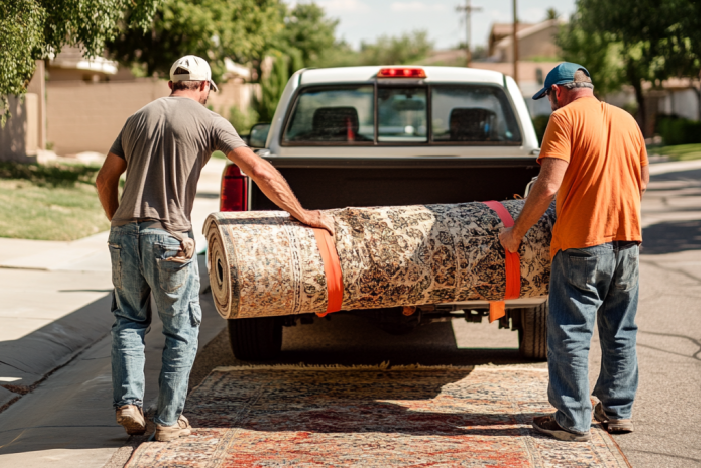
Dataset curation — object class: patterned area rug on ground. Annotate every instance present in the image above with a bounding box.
[126,365,630,468]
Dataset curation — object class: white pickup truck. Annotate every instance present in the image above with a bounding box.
[219,66,547,361]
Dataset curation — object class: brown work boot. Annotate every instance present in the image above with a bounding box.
[116,405,146,435]
[155,415,192,442]
[594,402,634,434]
[532,415,592,442]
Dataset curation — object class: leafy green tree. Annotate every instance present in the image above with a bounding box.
[107,0,283,81]
[557,23,625,97]
[277,3,339,69]
[560,0,701,133]
[545,8,560,20]
[252,54,289,122]
[358,30,433,66]
[0,0,159,124]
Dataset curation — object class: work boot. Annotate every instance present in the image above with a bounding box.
[116,405,146,436]
[594,402,634,434]
[532,415,592,442]
[155,415,192,442]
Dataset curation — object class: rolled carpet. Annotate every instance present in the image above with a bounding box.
[204,200,556,320]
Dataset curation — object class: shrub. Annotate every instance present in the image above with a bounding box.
[532,114,550,145]
[657,115,701,145]
[229,106,259,135]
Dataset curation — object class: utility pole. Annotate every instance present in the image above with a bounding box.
[512,0,519,85]
[456,0,482,67]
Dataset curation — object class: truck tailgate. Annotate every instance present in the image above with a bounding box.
[251,157,540,210]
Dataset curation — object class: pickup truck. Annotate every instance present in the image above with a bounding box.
[218,66,547,361]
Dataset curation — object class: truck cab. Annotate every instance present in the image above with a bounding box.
[219,66,547,361]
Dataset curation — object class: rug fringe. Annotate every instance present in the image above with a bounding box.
[213,363,548,372]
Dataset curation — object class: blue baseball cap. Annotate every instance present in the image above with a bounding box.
[532,62,591,100]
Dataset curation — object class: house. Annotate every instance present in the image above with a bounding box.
[489,20,563,63]
[0,47,261,161]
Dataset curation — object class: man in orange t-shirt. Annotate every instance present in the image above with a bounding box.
[499,62,649,442]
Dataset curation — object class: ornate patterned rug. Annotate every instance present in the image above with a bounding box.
[205,200,556,319]
[126,365,630,468]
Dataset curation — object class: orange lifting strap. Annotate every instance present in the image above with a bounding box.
[482,201,521,323]
[312,228,344,317]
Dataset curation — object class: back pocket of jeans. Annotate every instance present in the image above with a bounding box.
[157,258,192,293]
[616,246,639,291]
[108,244,122,289]
[567,250,597,288]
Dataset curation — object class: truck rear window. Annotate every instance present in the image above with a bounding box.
[282,84,521,145]
[431,85,521,143]
[283,86,374,143]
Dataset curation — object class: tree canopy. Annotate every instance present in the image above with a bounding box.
[559,0,701,132]
[0,0,160,124]
[107,0,282,81]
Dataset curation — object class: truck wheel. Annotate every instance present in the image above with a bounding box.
[228,317,282,361]
[518,302,548,361]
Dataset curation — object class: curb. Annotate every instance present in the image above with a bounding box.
[0,254,212,413]
[648,159,701,176]
[0,294,114,400]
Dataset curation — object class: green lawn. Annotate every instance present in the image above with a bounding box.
[0,162,111,240]
[647,143,701,161]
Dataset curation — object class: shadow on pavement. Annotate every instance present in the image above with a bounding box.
[0,294,113,393]
[642,219,701,254]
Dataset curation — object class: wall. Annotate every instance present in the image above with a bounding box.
[0,94,39,163]
[658,89,700,121]
[495,22,561,63]
[46,79,259,155]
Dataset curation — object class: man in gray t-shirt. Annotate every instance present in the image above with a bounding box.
[96,55,333,442]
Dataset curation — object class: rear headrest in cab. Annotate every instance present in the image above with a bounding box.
[449,108,497,141]
[312,107,360,140]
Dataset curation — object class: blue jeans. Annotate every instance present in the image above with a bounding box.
[547,242,639,434]
[108,222,201,427]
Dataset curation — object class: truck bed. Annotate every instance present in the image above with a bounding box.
[251,157,540,210]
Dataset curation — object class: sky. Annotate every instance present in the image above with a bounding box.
[290,0,577,50]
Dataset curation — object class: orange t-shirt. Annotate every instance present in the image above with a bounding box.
[537,97,648,259]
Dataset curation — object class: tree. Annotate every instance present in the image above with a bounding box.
[545,8,559,20]
[0,0,159,124]
[358,30,433,66]
[107,0,283,81]
[557,22,625,97]
[277,3,339,69]
[559,0,701,134]
[252,54,289,122]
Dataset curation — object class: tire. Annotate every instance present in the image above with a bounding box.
[228,316,283,361]
[518,301,548,360]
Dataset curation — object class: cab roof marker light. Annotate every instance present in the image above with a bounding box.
[378,68,426,79]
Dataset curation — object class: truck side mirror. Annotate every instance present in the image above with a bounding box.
[249,123,271,148]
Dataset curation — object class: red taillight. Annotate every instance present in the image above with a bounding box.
[378,67,426,78]
[220,164,248,211]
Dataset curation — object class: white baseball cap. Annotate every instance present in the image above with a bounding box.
[169,55,219,92]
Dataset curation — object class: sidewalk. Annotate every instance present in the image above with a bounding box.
[0,158,226,410]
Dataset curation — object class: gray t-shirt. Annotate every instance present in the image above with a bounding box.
[110,96,246,231]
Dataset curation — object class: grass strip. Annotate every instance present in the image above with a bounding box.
[0,162,111,241]
[647,143,701,161]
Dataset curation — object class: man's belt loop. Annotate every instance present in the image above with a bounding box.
[482,201,521,323]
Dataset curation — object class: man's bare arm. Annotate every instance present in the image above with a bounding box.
[226,147,335,235]
[96,152,127,221]
[499,158,569,253]
[641,165,649,198]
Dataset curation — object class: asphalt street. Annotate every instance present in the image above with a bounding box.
[181,167,701,468]
[0,166,699,467]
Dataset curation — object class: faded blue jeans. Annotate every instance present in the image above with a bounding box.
[547,242,639,434]
[108,222,201,427]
